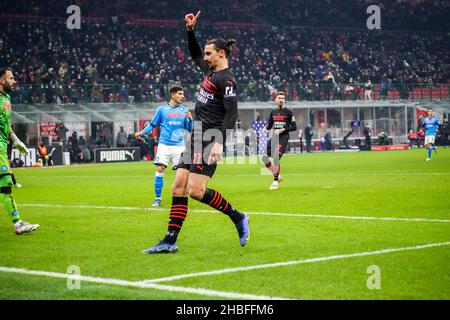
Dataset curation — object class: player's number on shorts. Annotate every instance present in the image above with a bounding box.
[193,152,202,164]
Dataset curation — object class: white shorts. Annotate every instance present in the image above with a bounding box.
[425,136,435,145]
[154,144,185,169]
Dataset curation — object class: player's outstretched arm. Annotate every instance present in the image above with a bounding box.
[185,11,209,73]
[139,122,156,137]
[139,107,162,137]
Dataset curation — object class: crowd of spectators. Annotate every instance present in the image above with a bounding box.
[2,0,449,31]
[0,0,449,104]
[251,0,450,32]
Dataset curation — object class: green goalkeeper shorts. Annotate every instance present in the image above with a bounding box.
[0,145,13,188]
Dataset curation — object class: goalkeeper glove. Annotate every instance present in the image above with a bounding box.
[11,132,29,156]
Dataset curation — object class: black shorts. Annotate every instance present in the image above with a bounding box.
[267,135,289,159]
[177,138,218,177]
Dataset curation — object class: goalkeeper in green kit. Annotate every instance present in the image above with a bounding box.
[0,67,39,234]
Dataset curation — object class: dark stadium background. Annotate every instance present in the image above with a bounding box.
[0,0,449,162]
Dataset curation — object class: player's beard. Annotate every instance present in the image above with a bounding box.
[1,80,13,94]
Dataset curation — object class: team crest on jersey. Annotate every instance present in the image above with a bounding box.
[1,165,8,172]
[2,102,11,111]
[202,76,219,94]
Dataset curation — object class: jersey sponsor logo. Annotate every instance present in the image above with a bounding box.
[273,115,288,121]
[224,86,236,98]
[274,121,286,129]
[167,112,184,118]
[167,120,183,126]
[198,88,215,104]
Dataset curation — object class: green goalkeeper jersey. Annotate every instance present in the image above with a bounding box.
[0,91,12,146]
[0,92,19,221]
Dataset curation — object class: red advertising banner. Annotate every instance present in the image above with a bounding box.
[371,144,409,151]
[40,122,59,139]
[138,119,149,131]
[416,108,428,128]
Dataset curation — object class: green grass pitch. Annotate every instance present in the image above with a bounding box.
[0,148,449,300]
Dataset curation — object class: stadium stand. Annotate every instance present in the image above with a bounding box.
[0,0,449,104]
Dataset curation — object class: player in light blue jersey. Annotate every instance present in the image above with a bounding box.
[422,108,440,161]
[135,86,192,206]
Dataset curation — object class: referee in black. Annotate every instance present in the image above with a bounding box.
[143,11,250,254]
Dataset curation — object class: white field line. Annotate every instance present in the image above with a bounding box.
[2,241,449,299]
[142,241,450,284]
[219,172,450,177]
[21,172,450,178]
[0,266,288,300]
[19,203,450,223]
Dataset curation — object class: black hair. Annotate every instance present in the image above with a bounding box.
[170,85,184,94]
[206,38,236,58]
[0,67,12,78]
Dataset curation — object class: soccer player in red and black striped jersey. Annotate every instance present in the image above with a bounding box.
[262,91,297,190]
[143,11,250,254]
